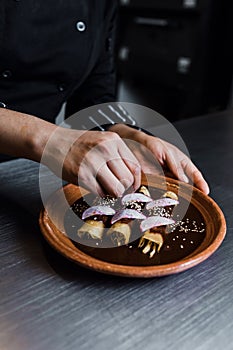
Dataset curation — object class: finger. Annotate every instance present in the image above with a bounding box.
[117,139,141,191]
[80,145,132,196]
[96,163,127,197]
[157,140,209,193]
[163,148,189,183]
[181,159,210,195]
[77,167,106,197]
[140,161,162,175]
[193,171,210,194]
[166,151,210,194]
[107,158,135,191]
[130,149,162,175]
[146,138,182,179]
[132,145,163,175]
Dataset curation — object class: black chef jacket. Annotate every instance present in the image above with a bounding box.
[0,0,117,122]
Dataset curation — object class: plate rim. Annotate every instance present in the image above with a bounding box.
[39,175,226,278]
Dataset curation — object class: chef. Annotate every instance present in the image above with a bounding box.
[0,0,209,196]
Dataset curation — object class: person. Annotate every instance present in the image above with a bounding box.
[0,0,209,197]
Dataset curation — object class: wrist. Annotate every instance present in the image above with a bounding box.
[26,116,57,162]
[0,108,60,162]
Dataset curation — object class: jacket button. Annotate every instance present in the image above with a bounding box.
[106,37,113,52]
[76,21,86,32]
[0,102,7,108]
[2,70,12,78]
[58,84,65,92]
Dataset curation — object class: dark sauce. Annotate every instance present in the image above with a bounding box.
[64,188,206,266]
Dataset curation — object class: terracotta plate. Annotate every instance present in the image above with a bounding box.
[39,175,226,278]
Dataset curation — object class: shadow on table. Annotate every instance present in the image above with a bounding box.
[0,193,56,274]
[41,236,171,285]
[42,237,127,282]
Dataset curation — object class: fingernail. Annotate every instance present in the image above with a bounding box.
[182,174,189,183]
[135,166,141,174]
[205,184,210,195]
[115,183,125,197]
[121,179,131,190]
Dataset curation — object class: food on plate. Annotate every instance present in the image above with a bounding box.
[64,183,206,266]
[106,208,146,246]
[138,216,175,258]
[163,191,178,200]
[138,190,178,258]
[77,205,115,240]
[146,197,179,210]
[105,185,151,246]
[121,192,152,206]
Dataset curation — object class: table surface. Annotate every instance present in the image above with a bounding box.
[1,110,233,350]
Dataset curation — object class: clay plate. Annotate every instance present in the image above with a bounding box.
[39,175,226,278]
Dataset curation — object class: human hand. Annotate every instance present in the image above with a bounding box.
[109,124,210,195]
[42,127,141,197]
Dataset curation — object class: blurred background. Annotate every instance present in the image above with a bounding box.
[115,0,233,121]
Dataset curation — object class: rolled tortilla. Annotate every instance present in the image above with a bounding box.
[106,219,132,246]
[138,191,178,257]
[106,185,151,246]
[77,205,115,241]
[138,222,167,258]
[162,190,179,217]
[77,219,105,240]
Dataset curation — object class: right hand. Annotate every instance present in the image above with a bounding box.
[42,127,141,197]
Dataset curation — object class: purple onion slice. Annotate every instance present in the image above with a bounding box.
[121,193,153,205]
[146,198,179,210]
[82,206,115,220]
[111,209,146,224]
[140,216,175,232]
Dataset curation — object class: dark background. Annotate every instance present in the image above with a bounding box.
[115,0,233,121]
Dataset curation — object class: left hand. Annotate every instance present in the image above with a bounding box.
[109,124,210,195]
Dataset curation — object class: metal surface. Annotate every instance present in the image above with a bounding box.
[0,110,233,350]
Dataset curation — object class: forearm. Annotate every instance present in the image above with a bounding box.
[0,108,56,162]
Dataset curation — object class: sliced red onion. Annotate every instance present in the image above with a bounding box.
[121,193,153,205]
[111,209,146,224]
[82,206,115,220]
[146,198,179,210]
[140,216,175,232]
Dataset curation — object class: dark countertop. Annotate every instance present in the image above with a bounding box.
[1,109,233,350]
